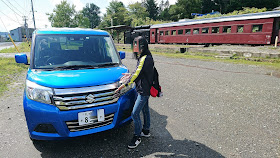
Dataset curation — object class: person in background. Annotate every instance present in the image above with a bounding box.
[115,36,154,149]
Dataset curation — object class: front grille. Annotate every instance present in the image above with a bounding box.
[66,113,114,132]
[53,83,119,110]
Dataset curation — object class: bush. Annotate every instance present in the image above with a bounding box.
[195,7,267,20]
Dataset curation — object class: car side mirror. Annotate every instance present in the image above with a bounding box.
[15,54,28,65]
[119,51,125,60]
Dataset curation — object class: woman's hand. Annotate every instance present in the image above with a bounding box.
[115,84,125,93]
[120,73,131,83]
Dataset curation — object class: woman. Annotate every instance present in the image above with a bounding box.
[115,36,154,149]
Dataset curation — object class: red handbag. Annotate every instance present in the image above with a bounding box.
[150,86,161,97]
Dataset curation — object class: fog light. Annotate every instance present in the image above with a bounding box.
[34,124,57,133]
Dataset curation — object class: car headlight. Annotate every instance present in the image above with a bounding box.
[25,80,53,104]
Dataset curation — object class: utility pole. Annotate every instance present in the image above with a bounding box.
[23,16,29,41]
[31,0,36,29]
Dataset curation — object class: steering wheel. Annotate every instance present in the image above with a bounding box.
[46,56,65,65]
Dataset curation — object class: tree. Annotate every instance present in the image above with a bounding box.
[82,3,101,29]
[158,0,170,20]
[74,12,90,28]
[224,0,279,13]
[201,0,221,14]
[128,2,148,20]
[46,1,77,27]
[99,1,131,28]
[128,2,149,27]
[159,8,171,21]
[144,0,159,20]
[168,0,202,21]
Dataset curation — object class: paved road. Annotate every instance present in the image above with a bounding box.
[0,53,279,157]
[0,42,21,51]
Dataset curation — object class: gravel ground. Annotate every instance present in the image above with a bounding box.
[0,52,279,157]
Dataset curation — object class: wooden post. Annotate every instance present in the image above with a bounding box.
[8,34,20,53]
[117,31,119,44]
[275,36,278,48]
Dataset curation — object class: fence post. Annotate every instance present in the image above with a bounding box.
[275,36,278,48]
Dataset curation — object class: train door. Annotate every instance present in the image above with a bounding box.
[155,29,158,43]
[158,30,162,42]
[272,18,280,44]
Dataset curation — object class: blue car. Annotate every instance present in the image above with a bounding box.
[15,28,137,140]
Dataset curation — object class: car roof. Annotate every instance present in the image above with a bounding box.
[34,28,109,36]
[151,10,280,29]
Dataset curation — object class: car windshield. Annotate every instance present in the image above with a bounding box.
[33,34,120,69]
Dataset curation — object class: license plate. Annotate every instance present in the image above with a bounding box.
[78,109,105,126]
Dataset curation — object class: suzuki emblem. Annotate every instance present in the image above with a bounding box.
[86,94,95,103]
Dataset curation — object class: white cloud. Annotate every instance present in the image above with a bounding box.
[0,12,23,32]
[169,0,177,5]
[48,0,62,7]
[0,0,177,32]
[48,0,83,11]
[33,12,51,29]
[100,8,107,15]
[69,0,84,11]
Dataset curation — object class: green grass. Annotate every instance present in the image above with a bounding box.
[0,42,31,53]
[0,58,28,94]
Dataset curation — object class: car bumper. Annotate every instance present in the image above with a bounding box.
[23,89,137,140]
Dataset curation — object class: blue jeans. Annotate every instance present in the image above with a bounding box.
[131,94,150,136]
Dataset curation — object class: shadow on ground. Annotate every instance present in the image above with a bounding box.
[33,109,224,158]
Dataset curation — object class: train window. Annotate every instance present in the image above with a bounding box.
[165,31,169,35]
[223,26,231,33]
[178,30,183,35]
[152,32,155,36]
[160,31,164,36]
[212,27,219,33]
[252,24,263,32]
[193,28,199,34]
[202,28,209,34]
[237,25,244,33]
[171,30,176,35]
[185,29,191,34]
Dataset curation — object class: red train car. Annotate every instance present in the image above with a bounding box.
[150,11,280,45]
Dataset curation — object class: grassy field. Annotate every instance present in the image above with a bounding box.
[0,42,31,53]
[0,58,28,94]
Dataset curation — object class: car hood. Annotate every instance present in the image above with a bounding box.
[26,66,128,88]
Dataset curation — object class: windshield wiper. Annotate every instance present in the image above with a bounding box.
[53,65,98,70]
[94,63,119,67]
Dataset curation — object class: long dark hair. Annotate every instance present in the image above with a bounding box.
[138,36,151,58]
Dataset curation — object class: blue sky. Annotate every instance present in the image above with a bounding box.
[0,0,176,32]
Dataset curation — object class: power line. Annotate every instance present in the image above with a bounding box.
[14,12,20,24]
[25,0,31,18]
[0,16,9,32]
[0,10,22,24]
[5,0,25,16]
[12,0,28,14]
[0,0,23,18]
